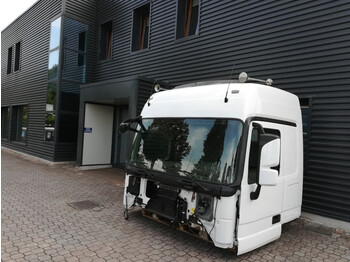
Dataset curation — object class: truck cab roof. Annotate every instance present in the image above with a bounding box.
[142,82,301,126]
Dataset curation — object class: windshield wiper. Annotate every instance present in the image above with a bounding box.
[179,169,210,193]
[127,164,209,193]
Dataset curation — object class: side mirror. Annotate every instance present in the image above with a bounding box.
[119,122,131,134]
[250,123,280,200]
[118,116,146,135]
[259,136,280,186]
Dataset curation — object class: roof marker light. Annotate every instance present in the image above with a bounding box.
[154,84,168,92]
[238,72,273,86]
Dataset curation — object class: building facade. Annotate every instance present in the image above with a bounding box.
[1,0,349,222]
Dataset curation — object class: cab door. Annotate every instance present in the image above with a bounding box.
[237,121,283,255]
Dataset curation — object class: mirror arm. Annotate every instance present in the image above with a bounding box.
[119,116,147,134]
[139,123,147,133]
[123,116,141,123]
[253,122,265,134]
[128,116,147,132]
[128,128,139,133]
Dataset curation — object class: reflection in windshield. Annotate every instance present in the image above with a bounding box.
[129,118,243,184]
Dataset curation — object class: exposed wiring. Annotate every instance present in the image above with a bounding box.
[187,222,196,234]
[187,216,204,235]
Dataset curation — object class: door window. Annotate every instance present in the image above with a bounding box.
[248,126,280,184]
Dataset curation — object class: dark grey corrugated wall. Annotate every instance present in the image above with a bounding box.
[2,0,349,222]
[92,0,350,222]
[1,0,62,161]
[93,0,350,86]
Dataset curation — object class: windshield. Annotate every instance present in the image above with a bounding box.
[129,118,243,184]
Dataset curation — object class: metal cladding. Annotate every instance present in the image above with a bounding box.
[2,0,350,222]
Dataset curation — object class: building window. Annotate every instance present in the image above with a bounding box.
[132,3,150,52]
[46,82,57,111]
[48,50,59,80]
[48,17,61,80]
[176,0,200,39]
[7,47,13,74]
[45,17,61,141]
[50,17,61,50]
[45,82,56,141]
[11,105,28,142]
[14,42,21,71]
[78,31,87,66]
[45,113,55,141]
[99,21,113,60]
[62,17,88,83]
[1,107,10,140]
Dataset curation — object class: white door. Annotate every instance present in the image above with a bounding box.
[82,103,114,165]
[237,122,283,255]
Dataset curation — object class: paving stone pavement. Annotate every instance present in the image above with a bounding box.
[1,149,349,262]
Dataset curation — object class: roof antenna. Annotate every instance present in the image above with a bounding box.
[224,64,235,103]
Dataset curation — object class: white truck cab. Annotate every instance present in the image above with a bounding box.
[120,74,303,255]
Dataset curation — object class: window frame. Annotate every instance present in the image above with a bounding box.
[99,20,113,61]
[77,31,87,66]
[47,16,62,80]
[10,104,28,145]
[138,12,149,50]
[175,0,201,41]
[7,46,13,74]
[131,2,151,53]
[1,106,10,141]
[14,41,22,72]
[49,16,62,51]
[45,15,62,144]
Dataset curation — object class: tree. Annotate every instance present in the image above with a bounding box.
[192,119,228,182]
[142,119,191,171]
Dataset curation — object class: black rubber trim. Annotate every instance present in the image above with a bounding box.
[125,165,239,197]
[249,117,297,127]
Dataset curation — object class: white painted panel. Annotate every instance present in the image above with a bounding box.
[282,125,303,213]
[237,122,283,254]
[82,103,114,165]
[238,224,281,255]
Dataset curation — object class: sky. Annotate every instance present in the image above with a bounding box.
[0,0,38,31]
